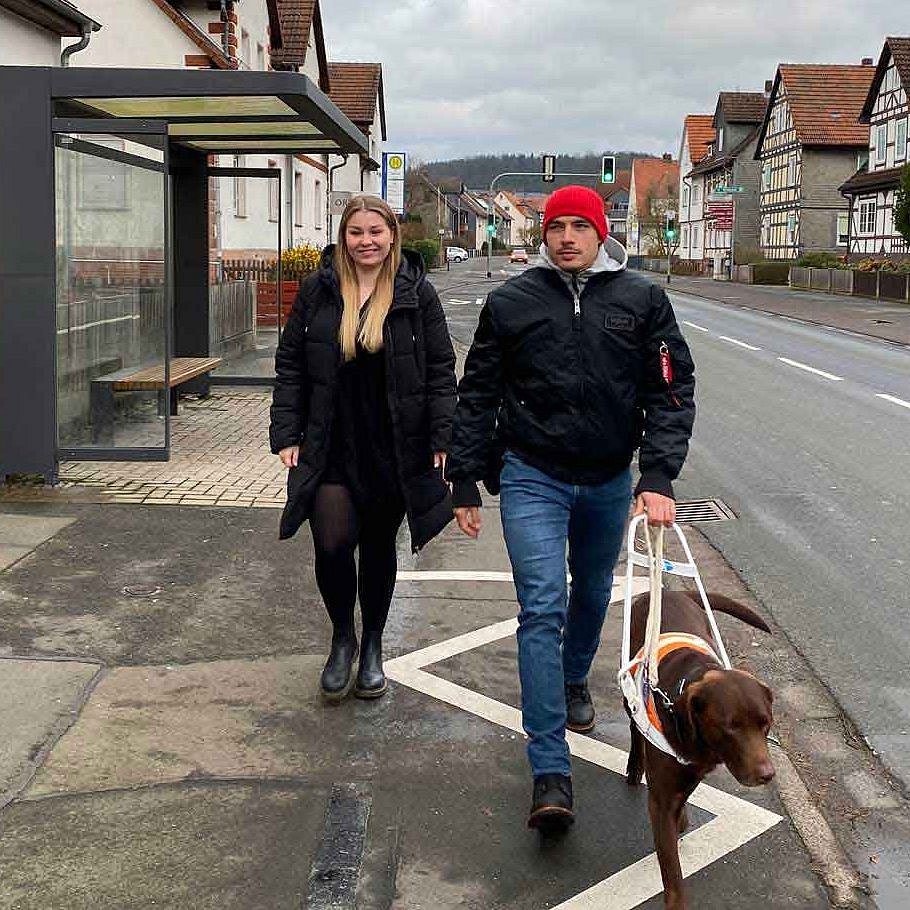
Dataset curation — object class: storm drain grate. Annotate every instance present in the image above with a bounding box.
[675,498,737,523]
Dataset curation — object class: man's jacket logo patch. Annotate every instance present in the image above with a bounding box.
[606,314,635,331]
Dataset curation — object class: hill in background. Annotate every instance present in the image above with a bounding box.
[422,152,653,192]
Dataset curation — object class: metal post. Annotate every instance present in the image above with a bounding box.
[729,188,737,281]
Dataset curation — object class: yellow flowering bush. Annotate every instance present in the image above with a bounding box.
[269,243,322,280]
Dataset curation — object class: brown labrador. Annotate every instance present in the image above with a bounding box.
[624,590,775,910]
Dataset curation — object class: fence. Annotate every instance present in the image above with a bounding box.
[210,280,256,357]
[789,267,908,301]
[220,258,275,282]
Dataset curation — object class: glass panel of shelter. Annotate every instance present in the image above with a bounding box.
[54,130,171,457]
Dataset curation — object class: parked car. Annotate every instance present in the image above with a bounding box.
[446,246,469,263]
[509,247,529,264]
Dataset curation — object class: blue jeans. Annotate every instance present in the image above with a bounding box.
[499,451,631,777]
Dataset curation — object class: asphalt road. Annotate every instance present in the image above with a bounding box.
[431,259,910,791]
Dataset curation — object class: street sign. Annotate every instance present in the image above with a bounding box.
[715,184,746,194]
[542,154,556,183]
[666,209,678,220]
[329,191,352,218]
[382,151,407,214]
[708,192,733,203]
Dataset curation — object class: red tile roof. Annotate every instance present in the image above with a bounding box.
[327,62,385,139]
[860,38,910,122]
[632,159,679,215]
[778,64,875,146]
[271,1,328,89]
[684,115,716,164]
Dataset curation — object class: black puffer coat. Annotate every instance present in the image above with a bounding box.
[446,263,695,506]
[269,247,456,548]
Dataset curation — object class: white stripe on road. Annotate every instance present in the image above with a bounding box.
[475,297,485,305]
[398,570,513,583]
[777,357,844,382]
[683,321,710,332]
[876,393,910,410]
[719,335,761,351]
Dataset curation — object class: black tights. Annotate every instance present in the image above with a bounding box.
[309,484,405,635]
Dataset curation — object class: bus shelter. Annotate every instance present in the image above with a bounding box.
[0,65,368,480]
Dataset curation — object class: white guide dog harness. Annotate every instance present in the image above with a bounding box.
[618,514,732,764]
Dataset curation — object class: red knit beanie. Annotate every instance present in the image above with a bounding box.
[542,185,609,242]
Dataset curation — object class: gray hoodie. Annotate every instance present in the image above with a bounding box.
[537,235,628,297]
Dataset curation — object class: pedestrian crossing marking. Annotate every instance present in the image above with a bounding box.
[386,578,782,909]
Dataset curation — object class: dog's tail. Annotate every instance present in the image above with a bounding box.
[685,591,772,634]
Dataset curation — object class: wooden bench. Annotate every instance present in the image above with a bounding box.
[90,356,223,444]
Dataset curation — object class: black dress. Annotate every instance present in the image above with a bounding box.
[322,340,403,510]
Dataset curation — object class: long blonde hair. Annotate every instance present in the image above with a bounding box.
[335,195,402,361]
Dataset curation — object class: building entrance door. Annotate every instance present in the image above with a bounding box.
[54,122,171,459]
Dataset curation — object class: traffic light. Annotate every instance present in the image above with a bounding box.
[542,154,556,183]
[665,212,678,243]
[601,155,616,184]
[486,220,496,236]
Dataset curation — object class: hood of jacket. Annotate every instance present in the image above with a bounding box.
[318,244,427,300]
[537,235,628,291]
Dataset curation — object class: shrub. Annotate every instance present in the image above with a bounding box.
[403,239,440,270]
[268,243,322,280]
[854,256,910,273]
[751,262,790,285]
[794,251,847,269]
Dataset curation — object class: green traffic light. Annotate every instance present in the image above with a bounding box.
[487,223,496,235]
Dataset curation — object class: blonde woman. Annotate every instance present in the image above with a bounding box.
[270,196,456,700]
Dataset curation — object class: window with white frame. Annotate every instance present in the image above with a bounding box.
[761,216,769,247]
[681,224,689,249]
[314,179,323,228]
[268,160,279,222]
[233,155,247,217]
[294,171,304,226]
[692,224,700,247]
[762,162,771,190]
[858,200,876,234]
[682,185,689,209]
[787,154,797,186]
[786,213,797,244]
[693,183,701,204]
[836,212,849,246]
[896,118,908,161]
[876,124,887,164]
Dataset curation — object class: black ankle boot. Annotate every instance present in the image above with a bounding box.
[354,630,387,699]
[320,629,358,700]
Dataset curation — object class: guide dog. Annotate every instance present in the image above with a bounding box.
[624,590,775,910]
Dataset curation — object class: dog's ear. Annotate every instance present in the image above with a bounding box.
[760,681,774,706]
[680,683,707,750]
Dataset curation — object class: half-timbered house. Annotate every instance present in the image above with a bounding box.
[686,91,767,270]
[755,62,875,260]
[840,37,910,258]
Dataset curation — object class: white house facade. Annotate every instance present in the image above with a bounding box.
[0,0,100,66]
[677,114,714,262]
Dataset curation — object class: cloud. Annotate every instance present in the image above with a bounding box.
[320,0,898,160]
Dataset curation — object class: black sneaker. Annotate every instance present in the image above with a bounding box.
[528,774,574,830]
[565,681,595,733]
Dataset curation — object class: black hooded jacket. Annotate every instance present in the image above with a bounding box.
[269,247,457,548]
[445,257,695,507]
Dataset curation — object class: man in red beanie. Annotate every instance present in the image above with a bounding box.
[446,185,695,830]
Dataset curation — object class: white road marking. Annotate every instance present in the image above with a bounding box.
[777,357,843,382]
[683,321,710,333]
[386,576,782,909]
[445,298,472,307]
[718,335,761,351]
[876,393,910,410]
[475,297,485,306]
[398,570,513,583]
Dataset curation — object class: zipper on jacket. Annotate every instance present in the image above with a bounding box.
[571,276,581,321]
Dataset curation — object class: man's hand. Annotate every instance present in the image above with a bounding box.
[434,451,447,473]
[633,492,675,527]
[454,506,482,539]
[279,445,299,468]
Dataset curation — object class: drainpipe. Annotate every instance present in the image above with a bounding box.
[61,26,93,66]
[328,154,348,242]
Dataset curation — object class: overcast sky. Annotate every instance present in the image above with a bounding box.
[320,0,900,163]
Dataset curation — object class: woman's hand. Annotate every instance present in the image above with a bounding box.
[279,445,300,468]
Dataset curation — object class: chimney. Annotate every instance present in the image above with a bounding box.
[764,79,773,94]
[862,57,874,66]
[662,153,672,162]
